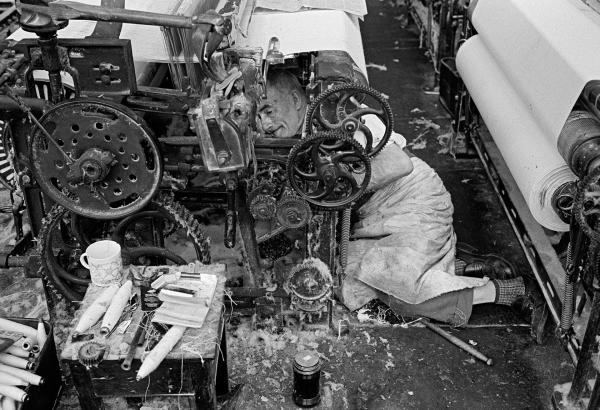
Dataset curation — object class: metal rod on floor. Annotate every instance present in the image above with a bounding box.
[422,319,493,366]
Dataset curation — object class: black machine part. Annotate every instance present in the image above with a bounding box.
[29,98,163,219]
[304,83,393,157]
[276,195,312,229]
[573,166,600,244]
[287,131,371,210]
[557,110,600,178]
[38,193,210,303]
[77,341,106,367]
[285,258,333,313]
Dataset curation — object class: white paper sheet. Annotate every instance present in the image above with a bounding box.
[236,8,367,76]
[456,36,576,231]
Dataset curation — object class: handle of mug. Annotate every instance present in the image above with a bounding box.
[80,253,90,269]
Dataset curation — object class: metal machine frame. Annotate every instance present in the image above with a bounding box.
[0,0,397,330]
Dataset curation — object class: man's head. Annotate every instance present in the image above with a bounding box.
[258,69,307,138]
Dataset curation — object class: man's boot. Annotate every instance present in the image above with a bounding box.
[455,242,516,280]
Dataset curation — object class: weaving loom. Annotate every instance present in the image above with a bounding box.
[0,0,393,327]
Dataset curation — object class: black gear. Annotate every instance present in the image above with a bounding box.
[276,196,312,229]
[304,83,393,157]
[38,192,211,303]
[78,341,106,367]
[249,194,277,221]
[287,131,371,211]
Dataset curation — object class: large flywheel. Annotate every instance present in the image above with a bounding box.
[30,98,162,219]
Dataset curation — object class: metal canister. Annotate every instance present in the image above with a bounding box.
[293,350,321,407]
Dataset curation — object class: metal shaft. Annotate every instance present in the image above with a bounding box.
[422,319,493,366]
[21,1,223,28]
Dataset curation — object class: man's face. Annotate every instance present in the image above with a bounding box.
[258,86,304,138]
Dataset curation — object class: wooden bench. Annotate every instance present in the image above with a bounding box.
[60,271,228,410]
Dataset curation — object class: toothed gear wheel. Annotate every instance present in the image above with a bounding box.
[276,196,312,229]
[304,83,393,157]
[285,258,333,312]
[287,131,371,210]
[249,194,277,221]
[78,341,106,367]
[38,192,211,303]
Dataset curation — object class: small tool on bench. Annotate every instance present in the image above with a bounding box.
[151,271,202,289]
[121,312,148,371]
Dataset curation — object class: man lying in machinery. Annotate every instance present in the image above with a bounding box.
[0,0,547,342]
[259,68,548,337]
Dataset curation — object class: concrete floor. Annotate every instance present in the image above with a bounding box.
[0,1,576,409]
[221,1,574,408]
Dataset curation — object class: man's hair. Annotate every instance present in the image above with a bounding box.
[266,69,307,104]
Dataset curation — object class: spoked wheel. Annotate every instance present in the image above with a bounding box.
[38,194,211,303]
[304,83,394,157]
[287,131,371,210]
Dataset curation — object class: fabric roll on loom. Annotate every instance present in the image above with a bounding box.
[457,0,600,231]
[456,36,576,232]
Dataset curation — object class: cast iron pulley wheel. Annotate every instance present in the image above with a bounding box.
[276,195,312,229]
[38,194,211,303]
[284,258,333,312]
[287,131,371,210]
[29,97,163,219]
[574,167,600,243]
[303,83,393,157]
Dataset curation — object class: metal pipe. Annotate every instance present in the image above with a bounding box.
[422,318,493,366]
[158,137,198,145]
[224,177,237,249]
[0,95,51,115]
[20,1,223,28]
[37,32,64,103]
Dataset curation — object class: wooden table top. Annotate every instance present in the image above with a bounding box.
[60,264,226,363]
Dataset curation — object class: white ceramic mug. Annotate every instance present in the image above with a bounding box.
[80,240,123,287]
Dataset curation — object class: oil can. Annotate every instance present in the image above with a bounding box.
[292,350,321,407]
